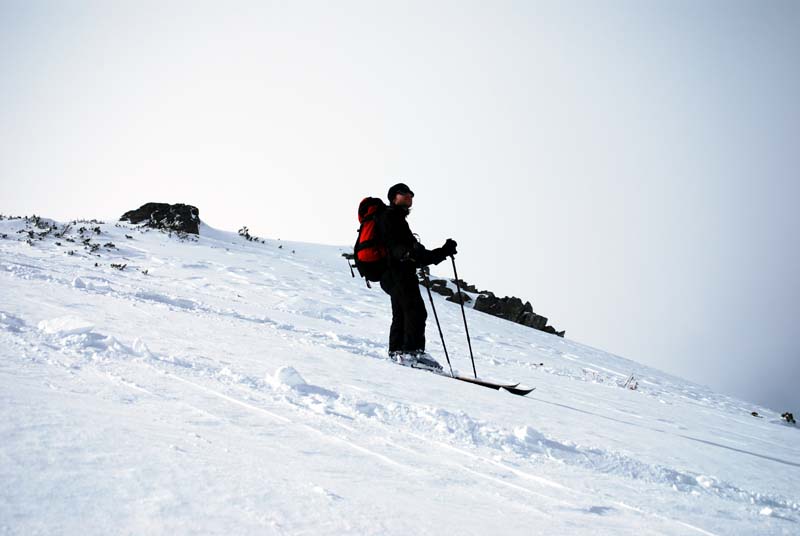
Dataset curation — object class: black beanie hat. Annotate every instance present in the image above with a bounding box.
[387,183,414,203]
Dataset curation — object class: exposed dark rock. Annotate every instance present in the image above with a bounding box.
[429,280,454,297]
[420,278,455,298]
[452,279,479,293]
[435,287,455,298]
[446,292,472,304]
[474,295,526,322]
[519,311,548,330]
[238,226,265,243]
[474,294,564,337]
[368,257,565,337]
[120,203,200,235]
[540,326,566,337]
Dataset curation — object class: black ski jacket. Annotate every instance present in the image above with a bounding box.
[378,206,447,269]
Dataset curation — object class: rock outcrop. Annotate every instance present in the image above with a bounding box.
[120,203,200,235]
[421,277,564,337]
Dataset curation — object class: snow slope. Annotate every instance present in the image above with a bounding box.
[1,216,798,535]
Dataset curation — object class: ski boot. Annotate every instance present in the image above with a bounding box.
[406,350,444,372]
[388,350,443,372]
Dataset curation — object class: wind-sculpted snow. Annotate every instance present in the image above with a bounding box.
[1,216,798,535]
[37,316,96,336]
[72,276,114,292]
[0,311,26,333]
[133,290,200,310]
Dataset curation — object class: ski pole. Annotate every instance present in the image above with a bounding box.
[451,256,477,378]
[419,267,455,378]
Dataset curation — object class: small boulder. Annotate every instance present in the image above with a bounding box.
[433,286,455,298]
[474,295,525,322]
[452,278,479,293]
[519,311,548,330]
[446,292,472,304]
[541,326,566,337]
[428,279,449,292]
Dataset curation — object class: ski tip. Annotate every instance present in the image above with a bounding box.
[502,386,536,396]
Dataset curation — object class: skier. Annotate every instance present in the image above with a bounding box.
[377,183,457,370]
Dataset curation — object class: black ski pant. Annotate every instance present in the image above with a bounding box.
[380,266,427,354]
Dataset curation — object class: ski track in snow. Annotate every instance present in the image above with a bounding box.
[1,216,799,535]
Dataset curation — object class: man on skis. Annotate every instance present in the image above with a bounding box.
[378,183,457,371]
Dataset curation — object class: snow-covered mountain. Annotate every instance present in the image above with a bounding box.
[1,215,797,535]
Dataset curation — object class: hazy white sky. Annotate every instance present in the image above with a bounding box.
[2,0,798,411]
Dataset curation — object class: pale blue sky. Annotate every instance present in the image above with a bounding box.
[2,0,798,411]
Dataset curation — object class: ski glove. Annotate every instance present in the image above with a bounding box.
[441,238,457,257]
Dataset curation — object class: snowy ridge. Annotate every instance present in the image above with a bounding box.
[1,215,798,534]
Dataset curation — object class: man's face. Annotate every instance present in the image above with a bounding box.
[393,191,414,207]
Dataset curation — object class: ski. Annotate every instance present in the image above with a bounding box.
[396,359,535,397]
[450,374,535,396]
